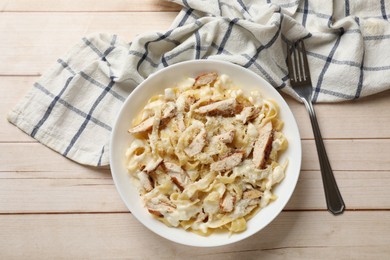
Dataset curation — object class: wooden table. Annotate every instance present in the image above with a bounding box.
[1,1,390,258]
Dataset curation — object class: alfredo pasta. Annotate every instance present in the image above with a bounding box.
[126,72,288,235]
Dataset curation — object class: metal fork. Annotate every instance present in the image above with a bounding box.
[287,40,345,215]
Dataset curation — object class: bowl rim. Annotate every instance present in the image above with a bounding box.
[110,59,302,247]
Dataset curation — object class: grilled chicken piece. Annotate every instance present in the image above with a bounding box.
[164,162,184,174]
[128,102,177,134]
[176,113,186,132]
[146,195,176,217]
[238,106,260,124]
[238,199,260,217]
[128,117,154,134]
[193,72,218,87]
[184,128,206,157]
[162,102,177,119]
[143,157,163,173]
[170,176,186,191]
[252,121,274,169]
[220,192,235,213]
[212,130,235,144]
[195,98,237,117]
[243,189,263,199]
[210,152,243,172]
[185,95,196,111]
[137,171,154,192]
[164,162,189,191]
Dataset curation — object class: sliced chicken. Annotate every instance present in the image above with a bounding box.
[164,162,189,191]
[252,121,274,169]
[146,195,176,217]
[128,102,177,134]
[164,161,184,174]
[175,113,186,132]
[162,102,177,119]
[232,198,260,218]
[238,106,260,124]
[195,98,237,117]
[185,95,196,111]
[220,191,235,213]
[243,189,263,200]
[143,157,163,173]
[193,72,218,87]
[210,152,243,172]
[184,128,206,157]
[128,117,154,134]
[176,94,196,112]
[242,123,259,158]
[137,171,154,192]
[175,113,185,132]
[212,130,235,144]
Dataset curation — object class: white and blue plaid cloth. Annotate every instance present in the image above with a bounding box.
[7,0,390,166]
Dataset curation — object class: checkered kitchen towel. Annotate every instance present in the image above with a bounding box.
[7,0,390,166]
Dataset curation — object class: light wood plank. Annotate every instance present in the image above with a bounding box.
[0,143,112,174]
[0,169,111,179]
[0,77,37,142]
[1,140,389,172]
[0,1,387,258]
[2,77,390,142]
[0,212,389,259]
[0,12,178,75]
[301,139,390,171]
[285,90,390,139]
[0,170,388,213]
[0,0,181,12]
[286,170,390,210]
[0,177,124,213]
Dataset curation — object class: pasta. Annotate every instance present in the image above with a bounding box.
[125,72,288,235]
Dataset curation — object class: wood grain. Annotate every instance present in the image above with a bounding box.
[287,170,390,210]
[286,90,390,139]
[1,0,390,258]
[0,77,37,142]
[0,12,178,75]
[0,0,181,12]
[0,212,389,259]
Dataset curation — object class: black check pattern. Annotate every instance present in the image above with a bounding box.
[8,0,390,166]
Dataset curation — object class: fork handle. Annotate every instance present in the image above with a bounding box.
[302,99,345,215]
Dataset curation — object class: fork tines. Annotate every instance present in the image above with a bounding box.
[287,40,311,85]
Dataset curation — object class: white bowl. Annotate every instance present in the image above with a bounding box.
[110,60,301,247]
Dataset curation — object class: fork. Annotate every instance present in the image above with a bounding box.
[286,40,345,215]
